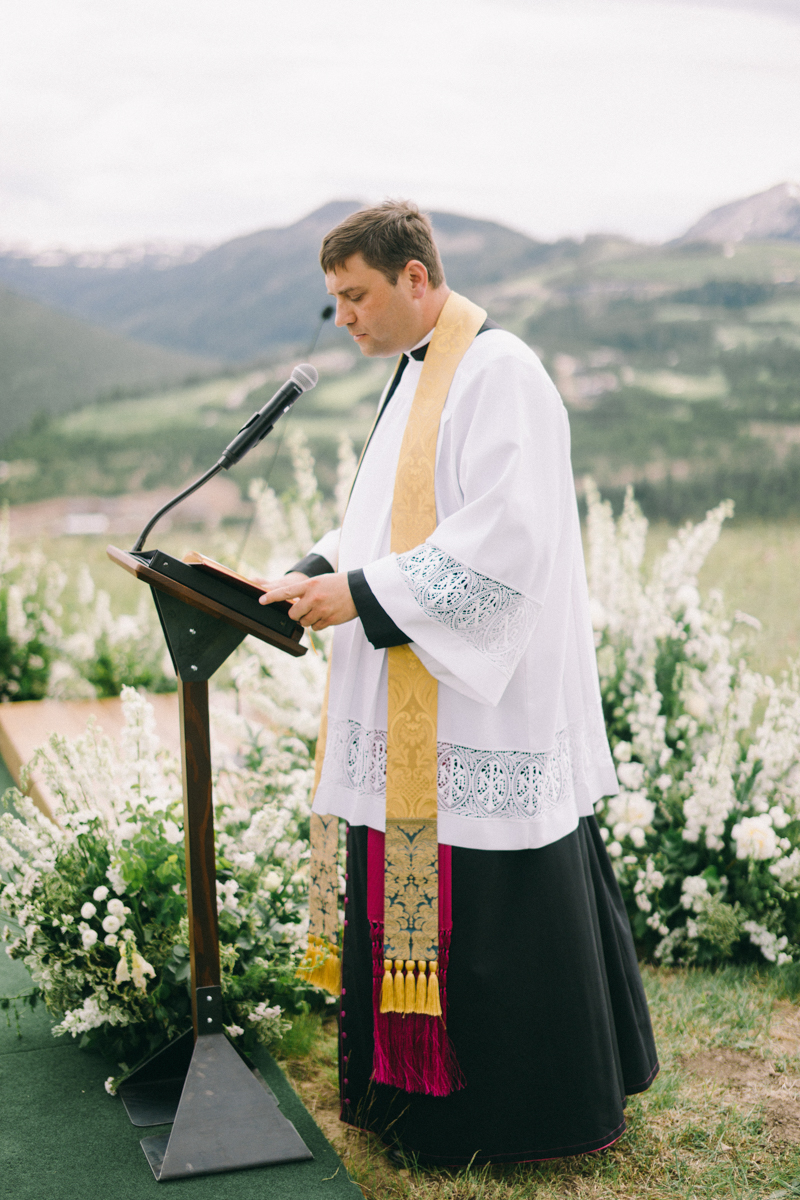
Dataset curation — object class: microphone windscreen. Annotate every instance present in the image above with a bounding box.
[291,363,319,392]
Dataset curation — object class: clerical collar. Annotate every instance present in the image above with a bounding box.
[407,328,435,362]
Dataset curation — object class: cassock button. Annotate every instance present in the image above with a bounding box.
[344,1077,349,1084]
[341,987,346,995]
[341,1032,347,1039]
[344,919,349,926]
[341,1011,346,1018]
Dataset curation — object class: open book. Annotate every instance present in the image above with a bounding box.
[182,551,269,599]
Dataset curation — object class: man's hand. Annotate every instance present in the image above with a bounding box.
[258,571,357,631]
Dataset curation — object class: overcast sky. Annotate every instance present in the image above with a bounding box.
[1,0,799,250]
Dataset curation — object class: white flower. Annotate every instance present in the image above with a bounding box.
[684,691,710,722]
[104,1076,117,1096]
[93,886,109,902]
[770,850,800,887]
[732,816,779,861]
[115,954,130,984]
[614,742,632,763]
[131,951,155,991]
[743,920,789,964]
[630,826,646,848]
[608,841,622,858]
[81,927,98,949]
[616,761,645,790]
[102,915,121,934]
[248,1002,282,1022]
[52,994,131,1037]
[770,805,791,830]
[107,898,126,917]
[681,876,709,913]
[263,871,282,891]
[606,791,655,842]
[106,864,126,895]
[224,1024,245,1038]
[656,774,672,792]
[104,932,118,947]
[80,902,97,920]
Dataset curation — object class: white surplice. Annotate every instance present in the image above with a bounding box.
[310,327,618,851]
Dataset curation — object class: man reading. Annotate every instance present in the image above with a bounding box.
[259,200,658,1166]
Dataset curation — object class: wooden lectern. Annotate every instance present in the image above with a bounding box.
[107,544,313,1181]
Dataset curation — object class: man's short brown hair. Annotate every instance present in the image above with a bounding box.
[320,200,445,289]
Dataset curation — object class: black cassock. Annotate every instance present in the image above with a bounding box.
[338,816,658,1165]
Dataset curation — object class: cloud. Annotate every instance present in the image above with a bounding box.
[1,0,799,248]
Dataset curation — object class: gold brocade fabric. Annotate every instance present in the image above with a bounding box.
[301,292,486,995]
[384,293,486,966]
[308,813,340,947]
[384,818,439,961]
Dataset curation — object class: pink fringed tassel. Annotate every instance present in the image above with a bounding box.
[369,920,462,1097]
[367,830,462,1097]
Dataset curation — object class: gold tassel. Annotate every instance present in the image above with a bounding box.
[295,934,319,981]
[393,959,405,1012]
[415,960,428,1013]
[380,959,395,1013]
[404,960,416,1012]
[425,960,442,1017]
[322,947,341,995]
[295,935,341,996]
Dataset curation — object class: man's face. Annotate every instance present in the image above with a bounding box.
[325,254,422,357]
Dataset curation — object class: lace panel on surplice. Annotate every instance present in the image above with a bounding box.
[396,544,537,675]
[325,718,574,822]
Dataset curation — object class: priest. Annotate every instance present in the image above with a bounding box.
[259,200,658,1166]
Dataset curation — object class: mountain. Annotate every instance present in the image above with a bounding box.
[679,182,800,244]
[0,286,215,439]
[0,203,570,363]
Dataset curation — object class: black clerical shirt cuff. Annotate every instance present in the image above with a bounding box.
[288,553,334,577]
[347,569,410,649]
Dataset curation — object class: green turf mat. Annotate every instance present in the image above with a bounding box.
[0,938,360,1197]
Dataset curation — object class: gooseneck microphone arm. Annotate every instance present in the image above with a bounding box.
[131,363,318,553]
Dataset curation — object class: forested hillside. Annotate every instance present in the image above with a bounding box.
[3,189,800,522]
[0,287,215,440]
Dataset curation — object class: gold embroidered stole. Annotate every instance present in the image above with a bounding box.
[297,292,486,999]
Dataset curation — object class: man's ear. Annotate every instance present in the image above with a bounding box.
[404,259,429,299]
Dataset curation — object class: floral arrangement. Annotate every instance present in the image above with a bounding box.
[0,434,345,1080]
[0,688,318,1079]
[0,508,173,702]
[0,511,65,701]
[587,482,800,967]
[51,565,175,699]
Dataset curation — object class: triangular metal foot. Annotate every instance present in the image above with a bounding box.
[141,1033,313,1180]
[118,1028,194,1127]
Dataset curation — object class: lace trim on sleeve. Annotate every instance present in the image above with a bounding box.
[396,544,537,675]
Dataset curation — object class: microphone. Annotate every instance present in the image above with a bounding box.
[218,363,318,468]
[130,363,318,552]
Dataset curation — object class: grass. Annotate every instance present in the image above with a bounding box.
[277,966,800,1199]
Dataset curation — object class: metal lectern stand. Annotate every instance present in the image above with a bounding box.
[106,545,313,1181]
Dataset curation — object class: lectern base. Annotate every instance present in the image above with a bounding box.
[119,1028,194,1126]
[121,1030,313,1181]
